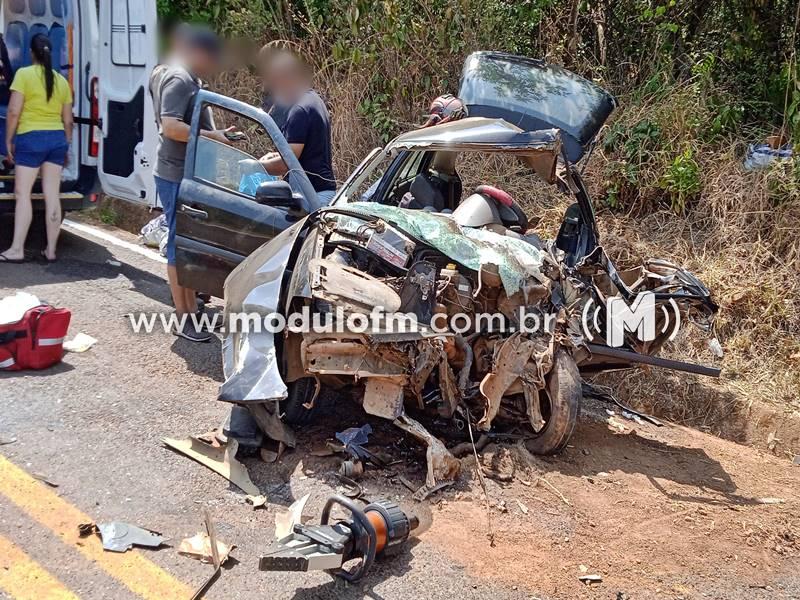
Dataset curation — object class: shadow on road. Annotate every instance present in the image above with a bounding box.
[169,335,224,382]
[592,370,753,447]
[288,539,419,600]
[0,360,75,379]
[549,418,765,507]
[0,226,172,308]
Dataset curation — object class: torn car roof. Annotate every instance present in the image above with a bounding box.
[387,117,561,153]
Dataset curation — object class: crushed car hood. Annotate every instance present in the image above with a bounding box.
[334,202,550,294]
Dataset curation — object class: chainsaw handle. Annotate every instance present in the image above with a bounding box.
[320,494,377,582]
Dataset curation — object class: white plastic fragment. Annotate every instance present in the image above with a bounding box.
[64,333,98,353]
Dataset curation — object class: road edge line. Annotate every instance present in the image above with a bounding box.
[62,218,167,264]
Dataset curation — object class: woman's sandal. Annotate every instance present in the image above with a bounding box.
[40,251,57,263]
[0,253,25,264]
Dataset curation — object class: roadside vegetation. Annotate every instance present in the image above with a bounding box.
[161,0,800,450]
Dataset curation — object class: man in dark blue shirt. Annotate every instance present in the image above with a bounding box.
[259,50,336,203]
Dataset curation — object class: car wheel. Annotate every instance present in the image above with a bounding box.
[525,349,581,455]
[280,377,318,425]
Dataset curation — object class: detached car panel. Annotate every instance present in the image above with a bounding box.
[220,219,309,403]
[459,51,616,162]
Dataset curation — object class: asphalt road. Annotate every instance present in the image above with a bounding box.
[0,221,531,600]
[2,218,799,600]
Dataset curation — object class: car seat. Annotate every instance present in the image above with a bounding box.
[407,172,447,211]
[406,170,464,212]
[435,170,462,209]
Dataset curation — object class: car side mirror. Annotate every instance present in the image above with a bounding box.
[255,180,306,213]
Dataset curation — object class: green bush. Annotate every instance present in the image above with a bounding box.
[162,0,800,209]
[660,148,701,214]
[157,0,269,36]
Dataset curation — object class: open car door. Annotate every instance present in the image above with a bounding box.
[175,91,318,298]
[97,0,158,205]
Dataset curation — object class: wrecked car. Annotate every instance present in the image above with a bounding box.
[175,52,718,493]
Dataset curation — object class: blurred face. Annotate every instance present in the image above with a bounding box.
[168,29,188,58]
[185,46,219,79]
[267,53,310,105]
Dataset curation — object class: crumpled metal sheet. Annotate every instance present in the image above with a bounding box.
[410,338,446,405]
[337,203,547,294]
[478,333,553,431]
[478,334,538,431]
[220,221,307,403]
[274,494,310,539]
[163,436,263,498]
[302,337,409,378]
[394,414,460,489]
[438,360,460,418]
[96,522,164,553]
[523,337,555,432]
[363,377,407,420]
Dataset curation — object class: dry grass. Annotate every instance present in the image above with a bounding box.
[588,162,800,450]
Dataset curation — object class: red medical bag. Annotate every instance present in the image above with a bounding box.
[0,305,71,371]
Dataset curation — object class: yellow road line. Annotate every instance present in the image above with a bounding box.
[0,534,79,600]
[0,455,194,600]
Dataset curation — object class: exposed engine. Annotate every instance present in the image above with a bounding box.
[280,191,717,498]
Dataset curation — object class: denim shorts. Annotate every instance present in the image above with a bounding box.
[15,130,69,168]
[154,175,180,266]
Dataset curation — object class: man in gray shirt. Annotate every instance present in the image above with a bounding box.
[150,25,234,342]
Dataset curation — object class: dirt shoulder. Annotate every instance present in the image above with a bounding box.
[421,400,800,598]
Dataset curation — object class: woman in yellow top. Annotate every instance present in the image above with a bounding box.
[0,34,73,263]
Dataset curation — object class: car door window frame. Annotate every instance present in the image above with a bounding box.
[192,135,272,200]
[184,91,319,213]
[373,150,433,204]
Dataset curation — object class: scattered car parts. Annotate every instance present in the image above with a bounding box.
[79,522,164,553]
[163,435,265,505]
[189,511,228,600]
[179,531,235,564]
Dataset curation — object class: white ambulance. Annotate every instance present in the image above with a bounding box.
[0,0,158,215]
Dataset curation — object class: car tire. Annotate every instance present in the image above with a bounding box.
[525,349,581,455]
[280,377,318,425]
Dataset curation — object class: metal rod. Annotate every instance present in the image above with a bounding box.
[586,343,721,378]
